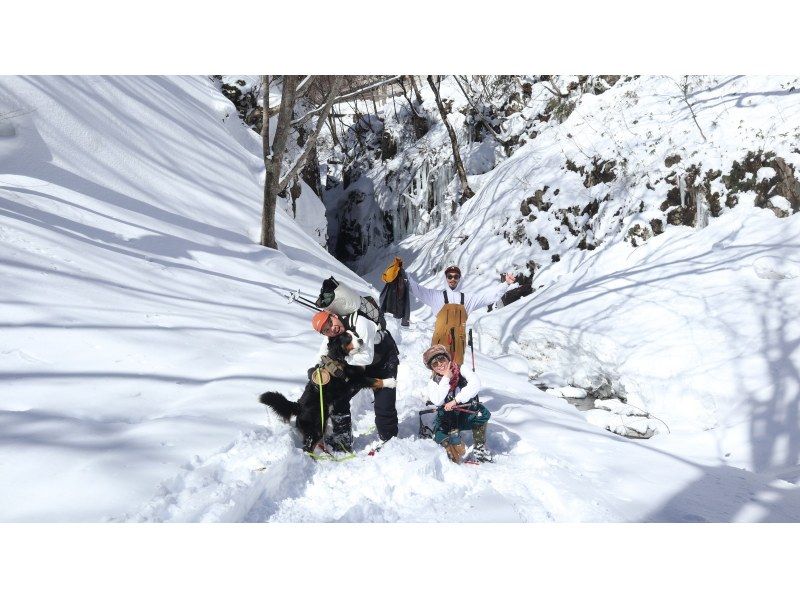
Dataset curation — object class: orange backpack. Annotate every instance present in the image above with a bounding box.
[432,291,467,365]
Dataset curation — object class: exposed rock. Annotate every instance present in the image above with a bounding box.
[583,158,616,188]
[626,223,652,247]
[380,131,397,160]
[721,150,800,216]
[411,113,429,140]
[650,218,664,236]
[564,158,616,188]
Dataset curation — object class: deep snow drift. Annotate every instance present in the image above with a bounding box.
[1,76,799,522]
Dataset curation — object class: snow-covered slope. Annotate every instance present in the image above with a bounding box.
[2,75,799,522]
[0,76,362,521]
[388,76,800,478]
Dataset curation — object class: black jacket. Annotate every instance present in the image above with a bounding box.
[379,267,411,325]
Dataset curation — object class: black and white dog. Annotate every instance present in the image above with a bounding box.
[259,331,392,452]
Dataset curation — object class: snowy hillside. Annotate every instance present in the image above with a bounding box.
[387,77,800,479]
[0,76,362,520]
[2,75,799,523]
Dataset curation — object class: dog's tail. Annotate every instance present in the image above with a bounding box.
[259,391,300,422]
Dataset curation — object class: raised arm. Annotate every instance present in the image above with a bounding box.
[465,280,512,313]
[406,272,444,310]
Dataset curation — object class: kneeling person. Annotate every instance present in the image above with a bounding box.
[312,309,399,452]
[422,344,492,463]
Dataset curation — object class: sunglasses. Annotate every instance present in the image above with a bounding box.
[320,316,334,335]
[446,274,460,280]
[430,355,449,367]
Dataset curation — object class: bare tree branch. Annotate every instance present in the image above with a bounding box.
[427,75,474,203]
[294,75,317,99]
[673,76,707,143]
[540,80,566,98]
[278,77,344,194]
[290,75,402,126]
[453,75,503,142]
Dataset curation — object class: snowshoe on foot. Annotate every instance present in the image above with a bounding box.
[472,446,493,463]
[472,424,493,462]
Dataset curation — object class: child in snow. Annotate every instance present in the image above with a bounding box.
[422,344,492,463]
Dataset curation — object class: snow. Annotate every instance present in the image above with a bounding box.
[2,75,800,526]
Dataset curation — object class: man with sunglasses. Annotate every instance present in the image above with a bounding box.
[396,260,516,364]
[311,308,399,452]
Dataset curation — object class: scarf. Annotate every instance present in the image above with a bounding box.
[448,361,461,392]
[432,361,461,389]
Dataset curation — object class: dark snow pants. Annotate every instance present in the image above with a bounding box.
[328,331,399,449]
[365,331,400,441]
[433,401,490,445]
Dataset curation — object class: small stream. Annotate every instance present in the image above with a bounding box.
[533,380,663,440]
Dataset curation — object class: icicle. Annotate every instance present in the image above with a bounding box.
[695,190,708,228]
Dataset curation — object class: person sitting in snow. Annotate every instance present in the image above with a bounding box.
[422,344,492,463]
[312,309,399,452]
[394,258,516,364]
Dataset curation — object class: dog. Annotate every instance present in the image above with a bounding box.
[259,331,392,452]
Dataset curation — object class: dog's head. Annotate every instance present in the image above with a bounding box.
[327,331,363,360]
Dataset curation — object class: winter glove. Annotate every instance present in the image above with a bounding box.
[373,377,396,389]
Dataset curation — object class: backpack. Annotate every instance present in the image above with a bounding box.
[316,277,387,331]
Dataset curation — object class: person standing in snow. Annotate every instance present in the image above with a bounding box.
[395,258,516,364]
[312,309,399,452]
[422,344,492,463]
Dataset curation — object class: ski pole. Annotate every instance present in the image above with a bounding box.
[451,406,479,415]
[286,290,322,312]
[468,328,475,372]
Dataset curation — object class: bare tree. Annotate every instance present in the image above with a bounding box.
[260,75,343,249]
[409,76,424,105]
[427,75,474,202]
[453,75,503,143]
[260,75,407,249]
[673,76,707,143]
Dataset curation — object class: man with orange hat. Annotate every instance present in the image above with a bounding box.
[395,260,516,365]
[311,308,399,452]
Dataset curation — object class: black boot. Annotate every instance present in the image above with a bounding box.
[329,412,353,453]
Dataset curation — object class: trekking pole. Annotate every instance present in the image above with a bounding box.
[286,290,322,313]
[317,367,326,439]
[468,328,475,372]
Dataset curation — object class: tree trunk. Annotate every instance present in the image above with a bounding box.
[261,75,299,249]
[409,75,424,105]
[427,75,474,203]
